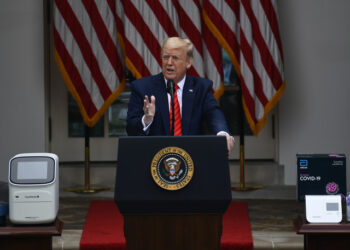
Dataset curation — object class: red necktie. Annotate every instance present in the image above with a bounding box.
[169,84,182,136]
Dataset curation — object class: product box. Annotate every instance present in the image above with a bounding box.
[297,154,346,201]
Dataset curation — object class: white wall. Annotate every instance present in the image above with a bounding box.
[278,0,350,185]
[0,0,46,182]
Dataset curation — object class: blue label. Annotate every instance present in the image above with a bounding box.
[299,159,308,167]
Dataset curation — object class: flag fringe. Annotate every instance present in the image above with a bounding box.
[54,46,126,128]
[202,9,241,78]
[243,81,286,136]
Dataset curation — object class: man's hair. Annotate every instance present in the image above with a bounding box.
[161,37,194,59]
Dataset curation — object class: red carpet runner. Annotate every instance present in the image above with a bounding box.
[80,201,253,250]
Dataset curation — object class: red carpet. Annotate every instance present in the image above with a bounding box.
[80,201,253,250]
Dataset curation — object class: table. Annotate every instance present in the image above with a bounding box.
[0,218,63,250]
[293,215,350,250]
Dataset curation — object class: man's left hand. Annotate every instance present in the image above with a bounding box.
[217,132,235,155]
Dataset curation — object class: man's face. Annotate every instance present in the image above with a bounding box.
[161,46,192,84]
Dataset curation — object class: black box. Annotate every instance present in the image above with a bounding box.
[297,154,346,201]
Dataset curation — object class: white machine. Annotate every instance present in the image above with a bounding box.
[8,153,59,224]
[305,195,342,223]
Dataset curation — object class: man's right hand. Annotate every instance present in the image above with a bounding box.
[143,95,156,126]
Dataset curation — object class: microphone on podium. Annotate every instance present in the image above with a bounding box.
[166,79,175,136]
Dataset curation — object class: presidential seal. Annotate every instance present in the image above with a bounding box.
[151,147,194,191]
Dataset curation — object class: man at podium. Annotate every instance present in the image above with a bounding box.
[126,37,234,153]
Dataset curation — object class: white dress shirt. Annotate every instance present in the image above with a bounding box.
[142,76,186,130]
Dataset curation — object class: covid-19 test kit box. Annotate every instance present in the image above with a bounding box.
[297,154,346,201]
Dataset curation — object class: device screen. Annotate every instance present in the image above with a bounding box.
[326,202,339,211]
[17,161,48,180]
[10,156,55,184]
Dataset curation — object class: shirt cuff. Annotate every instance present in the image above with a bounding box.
[142,115,153,131]
[217,131,230,136]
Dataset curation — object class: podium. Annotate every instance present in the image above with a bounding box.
[115,136,232,250]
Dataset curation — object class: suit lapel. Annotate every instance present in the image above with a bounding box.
[182,76,195,135]
[153,73,170,135]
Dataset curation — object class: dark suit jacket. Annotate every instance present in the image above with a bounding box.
[126,73,229,136]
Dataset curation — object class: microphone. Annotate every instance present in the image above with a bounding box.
[166,79,175,136]
[166,79,174,97]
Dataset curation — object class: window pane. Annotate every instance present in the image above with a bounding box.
[219,91,253,136]
[108,91,130,136]
[222,49,240,86]
[68,93,104,137]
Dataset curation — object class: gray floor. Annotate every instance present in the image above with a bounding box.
[58,186,303,231]
[53,185,305,250]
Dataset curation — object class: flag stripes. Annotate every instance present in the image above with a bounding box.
[53,28,97,118]
[117,0,219,89]
[174,0,205,78]
[54,0,125,127]
[203,0,285,135]
[54,0,285,135]
[202,0,241,77]
[239,0,285,134]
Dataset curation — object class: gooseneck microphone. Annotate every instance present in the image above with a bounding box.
[166,79,175,136]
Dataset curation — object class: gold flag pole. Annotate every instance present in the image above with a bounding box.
[65,125,110,193]
[231,143,263,191]
[232,87,263,191]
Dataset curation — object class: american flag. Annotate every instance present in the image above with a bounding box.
[53,0,125,127]
[54,0,284,135]
[203,0,285,135]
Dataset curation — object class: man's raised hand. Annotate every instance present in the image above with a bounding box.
[143,95,156,126]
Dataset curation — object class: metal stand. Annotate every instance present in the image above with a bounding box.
[231,145,264,191]
[65,125,110,194]
[231,88,263,191]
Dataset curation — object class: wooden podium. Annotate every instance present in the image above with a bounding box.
[115,136,232,250]
[124,214,222,250]
[0,218,63,250]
